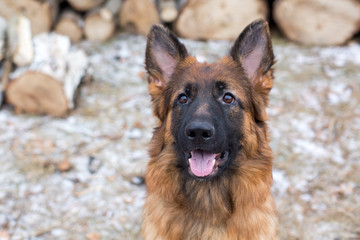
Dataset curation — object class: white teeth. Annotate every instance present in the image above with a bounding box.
[188,159,191,164]
[213,159,215,165]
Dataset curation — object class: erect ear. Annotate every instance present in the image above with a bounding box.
[145,24,188,99]
[230,19,275,122]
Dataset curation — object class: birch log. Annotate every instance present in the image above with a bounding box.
[84,0,122,42]
[0,17,9,106]
[0,17,6,61]
[175,0,268,40]
[55,9,83,43]
[119,0,160,35]
[7,16,34,66]
[6,33,88,116]
[67,0,106,11]
[158,0,179,23]
[0,55,12,107]
[273,0,360,45]
[0,0,58,35]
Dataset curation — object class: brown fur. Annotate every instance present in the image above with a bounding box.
[142,20,278,239]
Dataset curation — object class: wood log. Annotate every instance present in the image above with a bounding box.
[7,16,34,66]
[0,16,10,106]
[119,0,160,35]
[0,17,6,61]
[158,0,179,23]
[84,0,122,42]
[0,34,13,107]
[55,9,83,43]
[273,0,360,46]
[0,0,58,35]
[0,55,13,107]
[175,0,268,40]
[6,33,88,116]
[67,0,106,12]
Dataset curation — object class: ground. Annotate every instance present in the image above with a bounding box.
[0,32,359,240]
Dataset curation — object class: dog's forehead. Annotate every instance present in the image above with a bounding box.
[175,56,248,92]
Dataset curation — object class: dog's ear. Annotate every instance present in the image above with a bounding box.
[230,19,275,122]
[145,25,188,99]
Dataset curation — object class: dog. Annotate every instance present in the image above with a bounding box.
[142,19,278,240]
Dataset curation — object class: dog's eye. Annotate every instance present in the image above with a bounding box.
[178,94,188,104]
[223,93,234,104]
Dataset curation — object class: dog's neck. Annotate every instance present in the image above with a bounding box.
[182,154,273,222]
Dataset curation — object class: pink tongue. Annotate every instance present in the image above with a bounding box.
[189,150,216,177]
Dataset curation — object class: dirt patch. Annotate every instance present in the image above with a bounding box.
[0,33,359,239]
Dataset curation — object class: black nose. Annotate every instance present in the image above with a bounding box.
[185,121,215,142]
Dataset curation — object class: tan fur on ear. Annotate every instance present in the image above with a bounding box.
[252,91,269,122]
[148,76,163,100]
[252,68,274,121]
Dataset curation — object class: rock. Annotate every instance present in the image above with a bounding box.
[57,159,72,172]
[88,156,102,174]
[86,232,101,240]
[131,176,145,186]
[0,230,10,240]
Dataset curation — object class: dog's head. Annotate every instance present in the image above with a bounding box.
[145,20,275,181]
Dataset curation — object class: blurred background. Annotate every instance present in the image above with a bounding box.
[0,0,359,239]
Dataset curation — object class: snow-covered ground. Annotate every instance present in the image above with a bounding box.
[0,33,359,239]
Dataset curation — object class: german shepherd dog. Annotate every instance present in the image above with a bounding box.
[142,19,278,239]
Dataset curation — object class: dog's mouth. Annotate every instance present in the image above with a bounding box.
[186,149,229,179]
